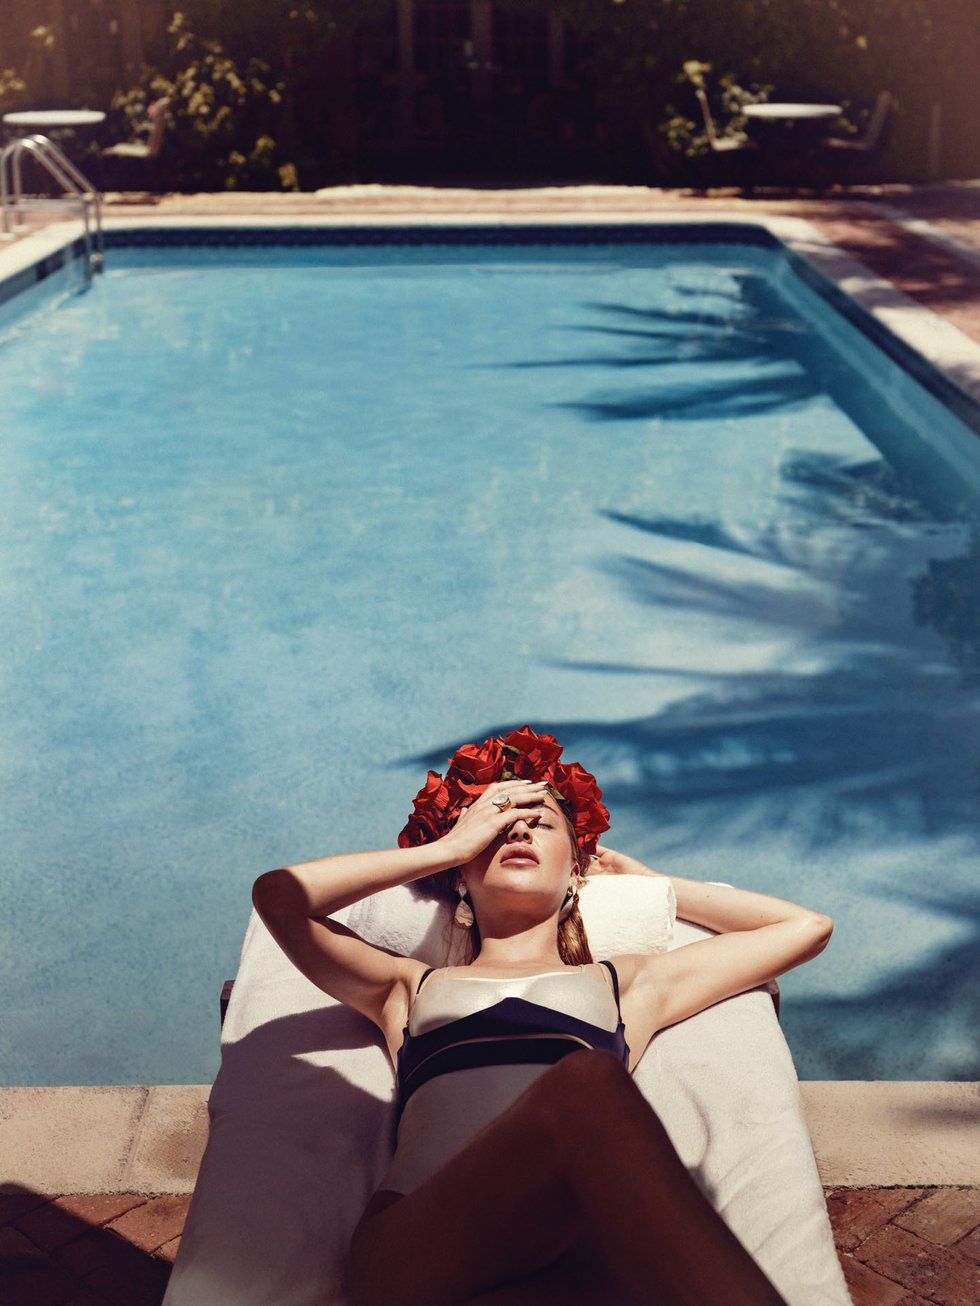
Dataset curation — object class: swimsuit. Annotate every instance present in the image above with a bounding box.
[377,962,630,1196]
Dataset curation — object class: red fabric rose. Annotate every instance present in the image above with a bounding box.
[552,759,610,855]
[397,727,608,855]
[501,725,562,781]
[398,809,441,848]
[446,736,505,797]
[397,770,455,848]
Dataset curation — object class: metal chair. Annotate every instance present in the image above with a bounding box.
[100,96,171,192]
[103,96,171,163]
[820,90,892,182]
[695,88,758,193]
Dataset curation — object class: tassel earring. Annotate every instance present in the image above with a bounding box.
[454,885,475,928]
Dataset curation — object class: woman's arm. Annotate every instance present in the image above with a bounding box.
[251,843,453,1037]
[592,847,832,1052]
[252,779,551,1036]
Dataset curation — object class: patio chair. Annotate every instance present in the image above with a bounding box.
[101,97,170,187]
[695,88,758,194]
[164,877,850,1306]
[820,90,892,182]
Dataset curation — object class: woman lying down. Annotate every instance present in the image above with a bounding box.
[253,726,832,1306]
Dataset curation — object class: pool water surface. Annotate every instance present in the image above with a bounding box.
[1,236,978,1084]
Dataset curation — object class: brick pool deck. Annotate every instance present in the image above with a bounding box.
[2,181,980,1304]
[0,1183,976,1306]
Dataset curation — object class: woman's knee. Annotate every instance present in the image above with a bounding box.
[550,1048,636,1100]
[529,1050,649,1140]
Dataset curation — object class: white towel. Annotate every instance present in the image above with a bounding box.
[345,874,676,966]
[165,877,849,1306]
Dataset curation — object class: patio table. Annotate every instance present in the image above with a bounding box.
[742,103,842,124]
[3,109,106,131]
[742,103,843,189]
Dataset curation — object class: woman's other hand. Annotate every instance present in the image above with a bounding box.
[439,780,550,866]
[590,846,663,877]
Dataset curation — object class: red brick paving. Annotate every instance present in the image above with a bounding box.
[104,1196,189,1255]
[15,1196,146,1253]
[956,1225,980,1265]
[0,1187,51,1226]
[840,1253,920,1305]
[1,1193,188,1306]
[896,1190,980,1247]
[853,1223,979,1305]
[808,209,980,345]
[1,1187,977,1305]
[828,1187,980,1306]
[827,1189,929,1254]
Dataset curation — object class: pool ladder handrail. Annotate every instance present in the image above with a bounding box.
[0,134,104,278]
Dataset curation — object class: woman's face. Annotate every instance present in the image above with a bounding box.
[459,795,578,921]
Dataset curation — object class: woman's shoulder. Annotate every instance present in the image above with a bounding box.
[599,952,668,994]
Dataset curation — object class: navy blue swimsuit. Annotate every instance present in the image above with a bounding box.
[396,960,630,1118]
[378,961,631,1195]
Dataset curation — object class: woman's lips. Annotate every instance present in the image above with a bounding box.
[500,849,539,865]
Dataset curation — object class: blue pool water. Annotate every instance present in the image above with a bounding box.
[2,232,979,1085]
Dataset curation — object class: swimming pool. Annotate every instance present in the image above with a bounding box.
[2,221,979,1085]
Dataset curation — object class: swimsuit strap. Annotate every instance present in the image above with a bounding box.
[598,960,623,1021]
[415,967,436,995]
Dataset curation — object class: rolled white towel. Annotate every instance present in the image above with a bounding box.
[346,873,677,963]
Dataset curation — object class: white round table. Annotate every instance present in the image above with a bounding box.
[3,109,106,130]
[741,103,843,190]
[743,103,842,123]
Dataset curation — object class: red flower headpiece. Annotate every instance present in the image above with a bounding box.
[398,725,610,857]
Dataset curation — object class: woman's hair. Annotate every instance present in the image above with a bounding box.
[426,805,594,966]
[553,806,593,966]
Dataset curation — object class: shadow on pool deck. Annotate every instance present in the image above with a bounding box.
[0,1183,179,1306]
[2,1179,978,1306]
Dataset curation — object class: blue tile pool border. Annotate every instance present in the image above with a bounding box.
[5,218,980,438]
[782,249,980,439]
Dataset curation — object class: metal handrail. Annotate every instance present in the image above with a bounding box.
[0,134,103,277]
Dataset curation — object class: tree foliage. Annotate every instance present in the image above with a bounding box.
[111,11,292,190]
[514,0,976,179]
[0,0,975,188]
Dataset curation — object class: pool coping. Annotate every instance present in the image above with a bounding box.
[1,1082,976,1194]
[5,208,980,437]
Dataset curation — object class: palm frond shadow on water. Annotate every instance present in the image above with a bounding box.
[784,889,980,1079]
[407,275,980,1070]
[572,476,980,1076]
[514,279,980,524]
[507,289,826,422]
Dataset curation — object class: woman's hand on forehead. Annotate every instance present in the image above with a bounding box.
[442,780,551,863]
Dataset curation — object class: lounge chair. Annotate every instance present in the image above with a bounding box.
[164,877,850,1306]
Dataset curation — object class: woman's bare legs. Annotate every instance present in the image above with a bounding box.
[349,1050,785,1306]
[461,1237,611,1306]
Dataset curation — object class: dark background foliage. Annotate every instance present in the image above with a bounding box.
[0,2,976,197]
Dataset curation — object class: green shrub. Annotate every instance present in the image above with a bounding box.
[110,11,293,191]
